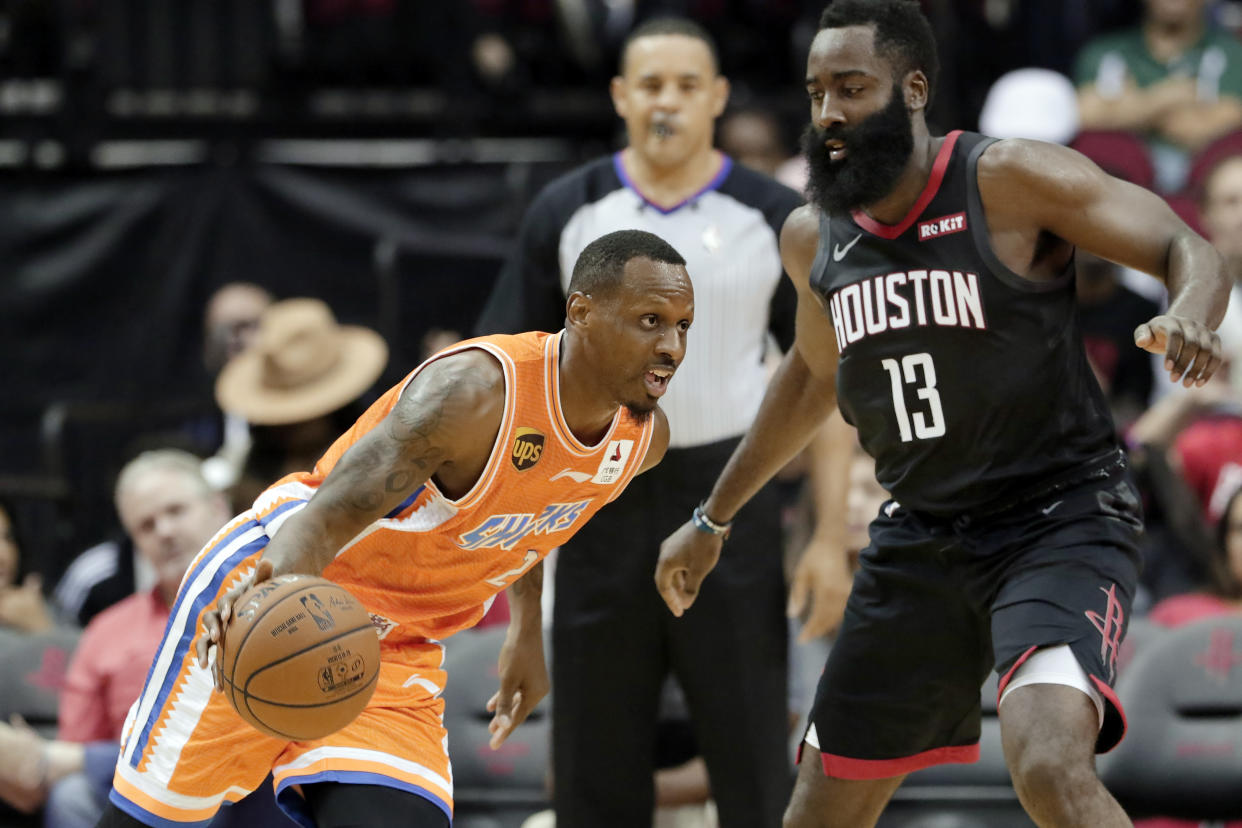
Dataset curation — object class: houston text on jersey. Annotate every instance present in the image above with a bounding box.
[828,269,988,352]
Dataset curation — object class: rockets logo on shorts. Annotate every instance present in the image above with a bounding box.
[511,427,545,471]
[591,440,633,484]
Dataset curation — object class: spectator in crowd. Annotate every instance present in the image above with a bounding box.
[0,501,53,634]
[214,297,388,510]
[201,283,275,388]
[0,450,233,825]
[1077,250,1160,428]
[475,17,845,828]
[1131,371,1242,523]
[198,282,274,492]
[1149,483,1242,627]
[717,105,808,192]
[718,106,792,177]
[1074,0,1242,193]
[1198,152,1242,380]
[51,283,272,629]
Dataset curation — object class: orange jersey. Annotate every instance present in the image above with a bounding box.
[254,330,656,643]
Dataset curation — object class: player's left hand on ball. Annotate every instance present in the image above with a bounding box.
[486,629,548,749]
[196,558,275,691]
[1135,314,1222,387]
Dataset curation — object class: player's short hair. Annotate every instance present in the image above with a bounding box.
[619,17,720,75]
[114,449,213,508]
[568,230,686,298]
[819,0,939,107]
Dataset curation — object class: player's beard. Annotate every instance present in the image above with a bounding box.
[623,401,656,422]
[802,84,914,216]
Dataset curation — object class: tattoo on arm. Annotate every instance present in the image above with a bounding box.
[324,361,498,518]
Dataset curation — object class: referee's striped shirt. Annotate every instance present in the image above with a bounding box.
[477,153,802,449]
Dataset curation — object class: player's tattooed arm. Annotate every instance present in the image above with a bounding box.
[197,350,504,682]
[263,349,506,578]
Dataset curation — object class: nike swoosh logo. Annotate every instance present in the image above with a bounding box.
[1041,500,1063,516]
[833,233,862,261]
[550,469,592,483]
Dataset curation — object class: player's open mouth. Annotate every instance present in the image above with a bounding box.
[644,368,673,396]
[826,139,848,161]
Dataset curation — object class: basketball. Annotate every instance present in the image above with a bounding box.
[219,573,380,741]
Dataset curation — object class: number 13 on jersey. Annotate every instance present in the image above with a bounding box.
[880,353,946,442]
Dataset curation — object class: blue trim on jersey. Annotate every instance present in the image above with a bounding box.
[108,788,214,828]
[275,769,452,826]
[258,498,306,530]
[612,151,734,214]
[129,501,300,766]
[384,485,425,519]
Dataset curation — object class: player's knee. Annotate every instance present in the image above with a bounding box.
[1007,738,1095,804]
[782,772,826,828]
[784,801,831,828]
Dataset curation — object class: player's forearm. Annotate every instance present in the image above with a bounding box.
[1165,231,1231,329]
[1077,89,1168,131]
[1128,389,1207,446]
[259,507,359,578]
[703,347,836,523]
[1159,101,1242,151]
[806,410,853,545]
[506,561,543,637]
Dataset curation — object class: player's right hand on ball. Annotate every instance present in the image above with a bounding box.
[655,521,722,617]
[195,558,275,691]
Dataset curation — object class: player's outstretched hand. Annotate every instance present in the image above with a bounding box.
[195,557,275,691]
[487,629,549,749]
[655,521,723,617]
[1135,314,1222,388]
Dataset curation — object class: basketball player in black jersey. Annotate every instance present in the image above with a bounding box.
[655,2,1229,827]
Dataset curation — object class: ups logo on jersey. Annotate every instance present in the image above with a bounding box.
[511,427,545,471]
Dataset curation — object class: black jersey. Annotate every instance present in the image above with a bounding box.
[809,130,1118,516]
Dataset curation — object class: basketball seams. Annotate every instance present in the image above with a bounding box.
[227,665,380,710]
[237,623,378,705]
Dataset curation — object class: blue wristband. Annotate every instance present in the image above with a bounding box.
[692,503,732,538]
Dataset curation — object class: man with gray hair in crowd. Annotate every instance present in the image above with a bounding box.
[0,449,281,827]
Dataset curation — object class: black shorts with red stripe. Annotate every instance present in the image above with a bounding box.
[803,455,1142,780]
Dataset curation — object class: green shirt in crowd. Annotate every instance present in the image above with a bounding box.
[1074,24,1242,192]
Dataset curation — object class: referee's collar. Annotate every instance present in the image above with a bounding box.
[612,151,732,215]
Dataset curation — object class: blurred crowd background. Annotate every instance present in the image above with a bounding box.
[7,1,1242,826]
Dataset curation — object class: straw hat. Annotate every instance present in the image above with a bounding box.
[215,298,387,425]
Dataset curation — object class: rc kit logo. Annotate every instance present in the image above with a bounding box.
[511,427,545,471]
[918,212,967,241]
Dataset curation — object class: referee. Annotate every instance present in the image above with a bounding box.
[477,18,812,828]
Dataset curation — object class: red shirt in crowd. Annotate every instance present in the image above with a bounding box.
[57,588,171,743]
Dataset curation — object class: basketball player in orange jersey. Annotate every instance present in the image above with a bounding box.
[95,229,695,828]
